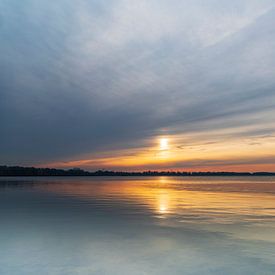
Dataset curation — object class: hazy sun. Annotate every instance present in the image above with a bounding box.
[160,138,169,150]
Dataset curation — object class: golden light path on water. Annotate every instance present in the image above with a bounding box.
[38,176,275,242]
[2,176,275,274]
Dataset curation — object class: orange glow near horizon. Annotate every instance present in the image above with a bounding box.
[44,132,275,172]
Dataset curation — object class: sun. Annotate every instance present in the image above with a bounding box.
[160,138,169,150]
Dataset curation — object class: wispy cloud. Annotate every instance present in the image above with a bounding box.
[1,0,275,170]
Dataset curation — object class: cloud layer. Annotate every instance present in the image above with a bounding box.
[1,0,275,170]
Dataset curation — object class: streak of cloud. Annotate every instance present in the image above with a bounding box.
[1,0,275,170]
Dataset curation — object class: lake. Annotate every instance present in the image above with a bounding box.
[1,176,275,275]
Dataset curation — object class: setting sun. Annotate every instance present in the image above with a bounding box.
[160,138,169,150]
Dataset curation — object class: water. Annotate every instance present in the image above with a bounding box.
[1,176,275,275]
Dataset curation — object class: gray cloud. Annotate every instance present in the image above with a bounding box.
[1,0,275,166]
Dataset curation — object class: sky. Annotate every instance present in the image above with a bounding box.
[1,0,275,172]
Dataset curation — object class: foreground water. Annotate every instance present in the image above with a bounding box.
[1,176,275,275]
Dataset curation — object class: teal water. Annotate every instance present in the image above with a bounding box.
[1,176,275,275]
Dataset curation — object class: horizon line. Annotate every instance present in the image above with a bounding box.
[1,165,275,176]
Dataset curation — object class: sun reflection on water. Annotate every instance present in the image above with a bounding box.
[2,177,275,275]
[37,177,275,227]
[157,192,170,215]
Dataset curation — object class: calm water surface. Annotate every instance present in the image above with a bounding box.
[1,176,275,275]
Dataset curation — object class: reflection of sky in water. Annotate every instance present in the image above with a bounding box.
[1,177,275,275]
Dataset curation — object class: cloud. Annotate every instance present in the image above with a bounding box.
[0,0,275,168]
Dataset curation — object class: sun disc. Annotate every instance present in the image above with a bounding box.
[160,138,169,150]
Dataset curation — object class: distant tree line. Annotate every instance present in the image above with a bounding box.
[0,165,274,177]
